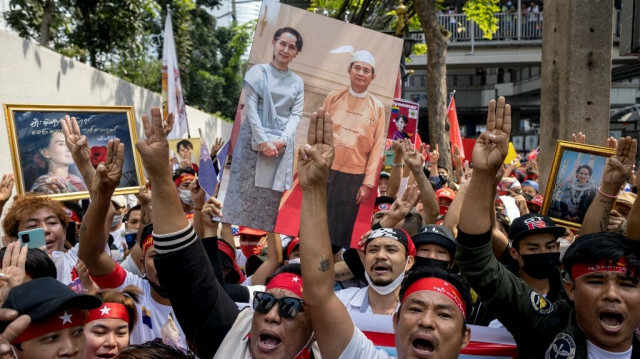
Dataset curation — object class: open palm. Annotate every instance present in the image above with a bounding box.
[298,109,334,189]
[61,115,92,166]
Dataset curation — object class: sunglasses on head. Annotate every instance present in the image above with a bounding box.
[252,291,304,319]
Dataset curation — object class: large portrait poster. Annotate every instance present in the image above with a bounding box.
[387,99,419,144]
[4,104,143,201]
[218,0,403,247]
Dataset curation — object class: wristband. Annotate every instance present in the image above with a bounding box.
[597,186,618,199]
[193,207,203,211]
[392,163,404,167]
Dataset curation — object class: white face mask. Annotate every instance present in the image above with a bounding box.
[178,189,193,206]
[288,258,301,265]
[111,214,122,228]
[365,270,405,296]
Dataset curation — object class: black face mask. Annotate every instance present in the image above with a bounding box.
[520,252,560,279]
[146,277,169,298]
[414,256,451,271]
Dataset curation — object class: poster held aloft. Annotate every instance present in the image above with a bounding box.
[218,0,403,248]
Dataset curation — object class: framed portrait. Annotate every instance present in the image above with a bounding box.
[4,104,144,201]
[541,140,615,229]
[218,0,403,248]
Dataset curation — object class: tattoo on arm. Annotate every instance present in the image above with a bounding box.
[319,255,330,272]
[600,202,611,232]
[141,211,151,226]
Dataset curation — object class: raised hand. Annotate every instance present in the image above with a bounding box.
[135,107,174,178]
[429,144,440,166]
[189,178,206,210]
[75,259,99,293]
[61,115,92,167]
[201,196,223,229]
[0,309,30,355]
[452,144,462,162]
[298,108,334,190]
[600,136,637,195]
[607,136,618,150]
[403,139,424,172]
[384,185,420,225]
[472,97,511,175]
[134,182,152,206]
[571,132,586,144]
[0,242,27,305]
[210,138,225,157]
[0,174,14,207]
[91,139,124,198]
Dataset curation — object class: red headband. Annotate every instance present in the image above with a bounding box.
[174,173,195,187]
[571,258,637,281]
[287,238,300,259]
[217,241,246,283]
[401,277,467,319]
[13,309,85,344]
[87,303,130,324]
[142,235,154,254]
[266,273,303,298]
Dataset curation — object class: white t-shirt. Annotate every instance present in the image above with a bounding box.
[587,340,631,359]
[339,326,393,359]
[120,254,144,278]
[51,243,79,285]
[337,287,374,314]
[92,263,187,348]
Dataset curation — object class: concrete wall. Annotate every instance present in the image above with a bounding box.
[0,30,233,183]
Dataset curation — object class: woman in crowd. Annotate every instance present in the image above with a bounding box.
[551,164,596,222]
[83,286,141,359]
[29,131,87,194]
[222,27,305,232]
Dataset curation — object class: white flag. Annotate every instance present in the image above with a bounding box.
[162,10,188,139]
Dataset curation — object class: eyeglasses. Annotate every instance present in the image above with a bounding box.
[252,291,304,319]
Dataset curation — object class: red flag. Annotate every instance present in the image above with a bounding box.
[448,95,465,162]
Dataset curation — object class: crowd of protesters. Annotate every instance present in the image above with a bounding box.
[0,95,636,359]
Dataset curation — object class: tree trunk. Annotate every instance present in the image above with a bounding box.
[39,0,53,47]
[414,0,452,174]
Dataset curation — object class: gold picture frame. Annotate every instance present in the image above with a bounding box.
[4,104,144,201]
[541,140,615,229]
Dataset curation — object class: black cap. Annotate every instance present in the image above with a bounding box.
[508,213,565,247]
[2,277,101,323]
[412,225,456,257]
[375,196,395,207]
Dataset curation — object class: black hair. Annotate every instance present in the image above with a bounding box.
[117,339,194,359]
[0,247,57,280]
[176,139,193,153]
[172,167,197,182]
[265,263,301,286]
[273,27,303,51]
[398,266,472,331]
[402,210,424,237]
[575,164,592,177]
[395,115,408,124]
[563,232,640,283]
[123,204,141,223]
[437,165,449,173]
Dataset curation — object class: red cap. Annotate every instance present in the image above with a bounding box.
[237,226,267,237]
[286,237,300,259]
[436,188,456,201]
[527,194,543,207]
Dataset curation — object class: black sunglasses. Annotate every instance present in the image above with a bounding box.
[252,291,304,319]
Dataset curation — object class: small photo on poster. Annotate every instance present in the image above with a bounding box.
[387,99,419,144]
[218,0,403,248]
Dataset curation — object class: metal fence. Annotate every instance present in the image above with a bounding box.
[408,10,622,43]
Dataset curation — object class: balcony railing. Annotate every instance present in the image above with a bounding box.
[407,9,621,43]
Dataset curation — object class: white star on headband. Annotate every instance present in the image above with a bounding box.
[292,277,299,283]
[59,311,73,325]
[100,305,112,316]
